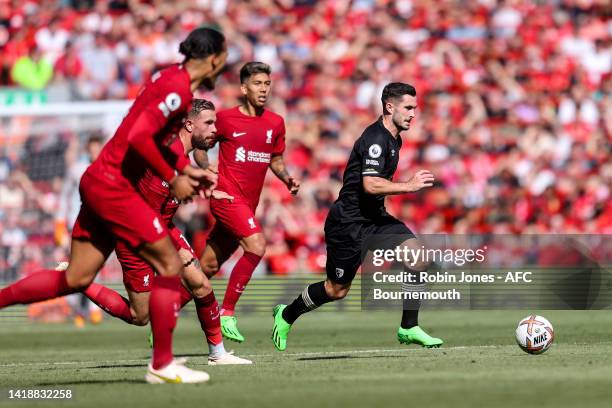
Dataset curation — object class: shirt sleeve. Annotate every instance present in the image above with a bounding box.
[272,119,286,156]
[127,75,191,181]
[214,113,229,141]
[360,132,388,178]
[168,137,190,173]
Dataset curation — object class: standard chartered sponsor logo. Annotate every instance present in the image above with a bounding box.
[235,147,271,163]
[247,151,272,163]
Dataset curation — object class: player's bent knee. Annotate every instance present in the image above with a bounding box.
[65,269,96,291]
[201,260,219,278]
[185,275,212,298]
[131,313,149,326]
[325,281,351,300]
[243,235,266,257]
[330,288,349,300]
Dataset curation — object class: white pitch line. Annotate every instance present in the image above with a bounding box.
[1,342,610,369]
[245,344,500,359]
[0,345,501,369]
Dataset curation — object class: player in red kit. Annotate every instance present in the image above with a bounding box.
[195,62,300,343]
[81,99,251,365]
[0,28,228,384]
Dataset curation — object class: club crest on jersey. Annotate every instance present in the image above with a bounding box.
[369,144,382,158]
[143,274,150,287]
[235,146,246,162]
[336,268,344,278]
[266,129,273,144]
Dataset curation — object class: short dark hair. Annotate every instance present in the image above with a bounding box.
[239,61,271,83]
[188,99,215,118]
[381,82,416,113]
[86,134,104,146]
[179,27,226,61]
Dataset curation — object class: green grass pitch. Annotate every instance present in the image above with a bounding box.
[1,310,611,408]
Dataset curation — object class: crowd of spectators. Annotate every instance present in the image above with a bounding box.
[1,0,610,279]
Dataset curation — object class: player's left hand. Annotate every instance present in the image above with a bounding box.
[286,176,300,195]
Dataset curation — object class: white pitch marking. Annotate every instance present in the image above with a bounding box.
[0,345,505,369]
[1,342,610,369]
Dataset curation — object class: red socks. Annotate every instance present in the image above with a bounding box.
[195,292,222,345]
[221,251,261,315]
[84,283,134,323]
[0,269,74,309]
[178,284,193,309]
[150,275,182,370]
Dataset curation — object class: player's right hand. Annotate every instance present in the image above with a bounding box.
[406,170,435,192]
[170,174,199,201]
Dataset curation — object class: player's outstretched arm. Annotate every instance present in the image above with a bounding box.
[269,155,300,195]
[363,170,435,196]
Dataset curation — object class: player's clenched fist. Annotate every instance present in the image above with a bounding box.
[199,168,219,190]
[405,170,435,192]
[286,176,300,195]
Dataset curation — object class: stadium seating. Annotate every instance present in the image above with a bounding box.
[0,1,610,280]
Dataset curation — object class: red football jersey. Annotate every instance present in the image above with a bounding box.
[215,106,286,208]
[86,64,192,188]
[136,136,186,225]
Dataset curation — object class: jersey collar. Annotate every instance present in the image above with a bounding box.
[376,116,401,142]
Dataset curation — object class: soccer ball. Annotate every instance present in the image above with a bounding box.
[515,315,554,354]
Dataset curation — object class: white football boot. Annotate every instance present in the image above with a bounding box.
[208,352,253,366]
[145,359,210,384]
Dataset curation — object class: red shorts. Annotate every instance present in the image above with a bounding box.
[116,226,196,293]
[72,171,167,250]
[210,197,261,239]
[206,222,240,256]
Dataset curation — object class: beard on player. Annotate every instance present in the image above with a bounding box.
[192,133,217,150]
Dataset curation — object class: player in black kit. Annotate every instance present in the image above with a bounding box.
[271,82,443,351]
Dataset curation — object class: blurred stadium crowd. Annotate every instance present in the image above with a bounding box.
[0,0,610,280]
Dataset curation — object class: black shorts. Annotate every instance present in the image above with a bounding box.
[324,215,415,284]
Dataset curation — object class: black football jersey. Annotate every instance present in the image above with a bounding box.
[329,117,402,223]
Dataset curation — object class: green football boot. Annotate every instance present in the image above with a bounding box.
[221,315,245,343]
[271,304,292,351]
[397,326,443,348]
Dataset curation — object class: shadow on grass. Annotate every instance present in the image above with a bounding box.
[83,363,147,369]
[297,354,412,361]
[35,379,144,386]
